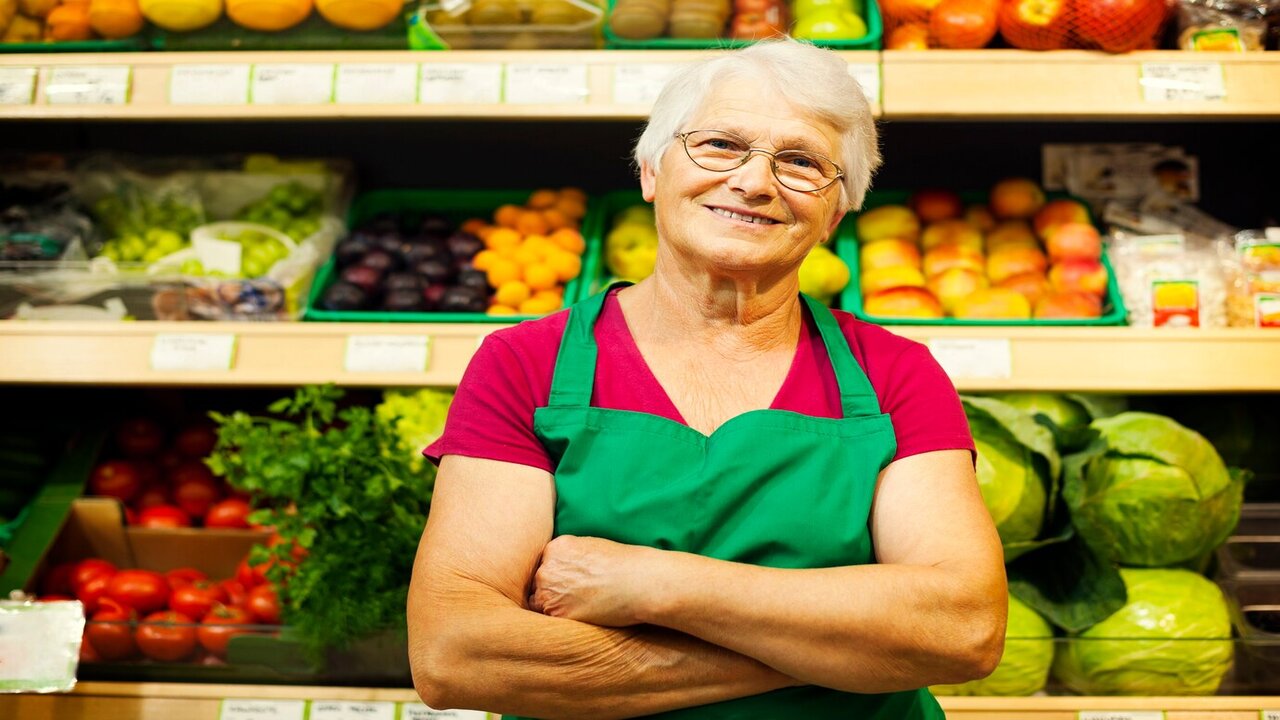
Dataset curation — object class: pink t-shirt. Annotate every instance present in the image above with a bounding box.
[426,290,974,471]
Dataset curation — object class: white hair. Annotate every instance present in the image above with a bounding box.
[633,38,881,211]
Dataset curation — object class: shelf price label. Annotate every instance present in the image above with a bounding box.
[219,699,306,720]
[344,335,431,373]
[847,63,881,105]
[46,66,131,105]
[309,701,396,720]
[1140,63,1225,102]
[251,64,335,105]
[612,64,683,106]
[151,334,237,371]
[335,64,419,105]
[170,64,251,106]
[399,701,492,719]
[1078,713,1165,720]
[505,63,589,105]
[420,63,503,105]
[0,600,83,693]
[0,67,37,105]
[927,338,1012,381]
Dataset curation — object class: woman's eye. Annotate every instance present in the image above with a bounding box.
[706,138,744,151]
[783,154,818,169]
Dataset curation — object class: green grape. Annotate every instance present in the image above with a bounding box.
[180,259,205,275]
[143,247,167,264]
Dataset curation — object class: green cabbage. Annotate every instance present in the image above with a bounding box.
[932,594,1053,696]
[987,393,1094,431]
[1051,568,1232,695]
[1064,412,1242,567]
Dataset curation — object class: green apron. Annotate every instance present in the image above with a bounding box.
[523,284,944,720]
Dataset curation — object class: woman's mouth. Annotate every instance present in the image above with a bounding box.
[708,206,780,226]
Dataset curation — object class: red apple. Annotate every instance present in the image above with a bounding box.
[909,189,965,223]
[923,243,985,278]
[927,268,989,314]
[998,0,1071,50]
[1049,259,1109,296]
[1044,222,1102,262]
[863,286,945,319]
[989,178,1047,220]
[987,246,1048,285]
[1033,199,1091,239]
[1035,291,1103,319]
[996,272,1050,307]
[930,0,998,49]
[887,22,931,49]
[1075,0,1168,53]
[953,288,1033,319]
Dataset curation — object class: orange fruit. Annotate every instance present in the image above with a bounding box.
[559,187,588,204]
[533,288,563,303]
[519,294,563,315]
[461,218,488,236]
[548,252,582,282]
[486,258,522,288]
[512,243,544,268]
[495,280,532,308]
[487,304,518,316]
[527,189,559,209]
[472,250,500,271]
[550,228,585,254]
[523,263,559,291]
[494,204,523,229]
[553,197,587,221]
[485,227,521,252]
[515,210,550,237]
[542,209,573,231]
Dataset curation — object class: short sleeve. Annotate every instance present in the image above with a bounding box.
[879,343,975,463]
[423,334,555,473]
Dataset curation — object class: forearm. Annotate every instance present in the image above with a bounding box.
[639,555,1006,694]
[410,589,795,719]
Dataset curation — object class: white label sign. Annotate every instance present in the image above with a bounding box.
[251,64,334,105]
[612,64,682,106]
[219,699,307,720]
[1078,713,1165,720]
[193,236,243,276]
[335,64,418,105]
[847,63,881,105]
[0,67,37,105]
[399,703,491,720]
[420,63,502,104]
[344,335,431,373]
[170,65,251,106]
[505,64,589,105]
[46,66,131,105]
[151,334,237,371]
[0,601,84,693]
[927,338,1013,380]
[309,701,396,720]
[1263,711,1280,720]
[1140,63,1226,102]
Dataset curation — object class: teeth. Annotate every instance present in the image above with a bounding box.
[711,207,776,225]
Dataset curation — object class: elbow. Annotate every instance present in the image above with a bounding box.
[944,602,1007,684]
[964,622,1006,681]
[410,624,462,711]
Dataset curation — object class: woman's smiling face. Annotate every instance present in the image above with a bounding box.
[641,81,847,280]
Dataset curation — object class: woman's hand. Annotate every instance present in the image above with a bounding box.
[528,535,663,627]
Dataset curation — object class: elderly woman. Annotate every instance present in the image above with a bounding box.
[409,39,1006,719]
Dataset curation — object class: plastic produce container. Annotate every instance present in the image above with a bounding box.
[305,189,599,324]
[836,190,1128,326]
[603,0,881,49]
[0,36,148,53]
[150,13,411,50]
[409,0,605,49]
[1217,538,1280,580]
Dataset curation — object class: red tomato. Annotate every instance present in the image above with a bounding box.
[218,580,249,607]
[245,585,281,625]
[89,460,143,503]
[115,418,165,458]
[236,558,268,589]
[170,582,226,620]
[135,484,171,511]
[79,636,100,662]
[106,570,171,614]
[174,425,218,458]
[124,506,138,525]
[170,462,223,519]
[76,574,112,613]
[165,568,208,589]
[72,559,118,591]
[133,460,161,488]
[40,562,76,596]
[86,605,137,661]
[157,449,184,472]
[137,505,191,528]
[136,611,198,662]
[204,498,252,529]
[269,534,308,565]
[198,604,255,658]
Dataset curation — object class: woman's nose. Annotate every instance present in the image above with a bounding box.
[726,152,778,198]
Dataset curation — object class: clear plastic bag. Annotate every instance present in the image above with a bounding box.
[1223,228,1280,327]
[1108,233,1228,327]
[1176,0,1270,49]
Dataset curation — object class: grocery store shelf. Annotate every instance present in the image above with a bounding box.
[2,682,1280,719]
[0,321,1277,391]
[0,50,882,121]
[882,50,1280,120]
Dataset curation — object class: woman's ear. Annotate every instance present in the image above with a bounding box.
[639,161,657,203]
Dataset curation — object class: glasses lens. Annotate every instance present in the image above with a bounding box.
[774,151,836,192]
[681,130,841,193]
[683,131,750,172]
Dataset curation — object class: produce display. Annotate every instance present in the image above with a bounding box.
[607,0,870,42]
[0,423,63,543]
[1,0,144,43]
[882,0,1170,51]
[0,180,92,264]
[413,0,604,49]
[848,181,1119,323]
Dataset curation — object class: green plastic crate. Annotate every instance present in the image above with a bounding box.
[149,14,410,51]
[836,191,1128,327]
[603,0,881,50]
[0,36,147,53]
[305,189,598,324]
[581,189,644,296]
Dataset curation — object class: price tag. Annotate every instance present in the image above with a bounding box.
[170,65,251,106]
[1265,227,1280,243]
[1134,233,1186,256]
[309,701,396,720]
[399,702,491,720]
[505,64,589,105]
[251,64,335,105]
[219,699,307,720]
[847,63,881,105]
[0,67,37,105]
[420,63,503,104]
[1256,293,1280,328]
[344,335,430,373]
[151,334,237,372]
[194,236,243,276]
[46,66,131,105]
[335,64,418,105]
[1262,711,1280,720]
[1075,707,1167,712]
[1140,63,1226,102]
[927,338,1012,380]
[0,601,84,693]
[612,64,683,106]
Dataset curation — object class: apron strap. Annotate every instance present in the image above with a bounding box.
[547,282,630,408]
[801,294,884,418]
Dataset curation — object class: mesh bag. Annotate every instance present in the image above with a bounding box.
[882,0,1173,51]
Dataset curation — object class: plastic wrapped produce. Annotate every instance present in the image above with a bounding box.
[1223,229,1280,327]
[1109,234,1227,327]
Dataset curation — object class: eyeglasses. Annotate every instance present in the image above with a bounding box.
[675,130,844,193]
